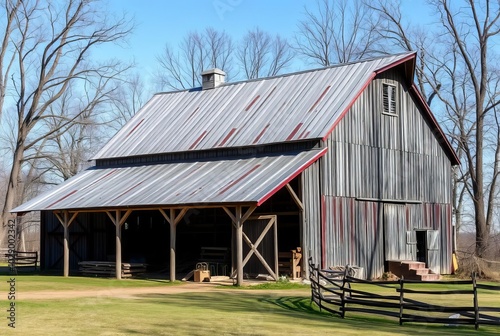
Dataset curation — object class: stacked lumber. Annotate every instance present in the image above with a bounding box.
[78,261,146,278]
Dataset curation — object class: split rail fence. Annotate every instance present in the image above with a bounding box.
[309,258,500,329]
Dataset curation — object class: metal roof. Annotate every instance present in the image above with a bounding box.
[94,53,416,159]
[12,149,326,212]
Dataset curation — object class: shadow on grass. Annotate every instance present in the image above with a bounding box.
[131,292,500,336]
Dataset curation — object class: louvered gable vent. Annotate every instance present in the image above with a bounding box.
[383,83,397,115]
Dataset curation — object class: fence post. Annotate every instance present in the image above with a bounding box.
[399,276,404,326]
[316,264,322,312]
[340,267,348,318]
[473,272,479,330]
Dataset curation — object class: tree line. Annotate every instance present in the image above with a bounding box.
[0,0,498,258]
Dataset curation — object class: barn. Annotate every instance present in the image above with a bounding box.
[12,52,459,285]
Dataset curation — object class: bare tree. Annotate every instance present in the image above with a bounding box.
[295,0,379,66]
[426,0,500,257]
[237,27,294,79]
[0,0,132,243]
[108,73,148,130]
[0,0,22,122]
[156,27,233,90]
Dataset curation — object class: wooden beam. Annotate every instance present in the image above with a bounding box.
[240,218,277,280]
[222,206,236,225]
[286,184,303,211]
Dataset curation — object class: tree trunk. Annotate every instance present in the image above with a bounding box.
[1,139,25,241]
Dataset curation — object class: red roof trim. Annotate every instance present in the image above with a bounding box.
[256,147,328,206]
[322,74,376,141]
[308,85,331,112]
[286,123,303,141]
[189,131,208,150]
[255,86,277,111]
[109,181,143,203]
[374,52,416,75]
[253,123,270,144]
[126,119,144,138]
[47,190,78,209]
[245,95,261,111]
[218,128,238,147]
[218,164,261,195]
[80,169,117,192]
[186,106,200,122]
[409,83,460,165]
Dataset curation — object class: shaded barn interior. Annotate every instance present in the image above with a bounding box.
[40,178,302,277]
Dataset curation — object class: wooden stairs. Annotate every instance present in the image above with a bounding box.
[387,261,441,281]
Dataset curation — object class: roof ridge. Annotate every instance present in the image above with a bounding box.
[154,52,416,96]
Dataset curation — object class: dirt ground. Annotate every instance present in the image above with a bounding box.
[19,281,227,300]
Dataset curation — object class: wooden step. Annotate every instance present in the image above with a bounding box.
[387,260,441,281]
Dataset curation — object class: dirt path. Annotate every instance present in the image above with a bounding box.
[20,282,224,300]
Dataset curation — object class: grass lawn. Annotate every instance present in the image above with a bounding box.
[0,275,498,335]
[0,274,178,292]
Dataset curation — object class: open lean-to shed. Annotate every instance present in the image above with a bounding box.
[12,52,459,285]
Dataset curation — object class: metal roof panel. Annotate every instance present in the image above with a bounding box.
[12,149,327,212]
[93,53,415,159]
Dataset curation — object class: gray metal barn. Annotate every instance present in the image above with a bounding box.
[12,52,459,284]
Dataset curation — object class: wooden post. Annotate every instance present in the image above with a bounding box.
[159,208,187,282]
[54,211,78,277]
[473,272,479,330]
[235,206,243,286]
[115,211,122,280]
[223,206,255,286]
[63,212,69,277]
[170,209,176,282]
[106,210,132,280]
[274,216,278,280]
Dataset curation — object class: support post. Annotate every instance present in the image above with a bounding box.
[235,206,243,286]
[54,211,78,277]
[106,210,132,280]
[159,208,188,282]
[115,211,122,280]
[63,217,69,277]
[170,209,176,282]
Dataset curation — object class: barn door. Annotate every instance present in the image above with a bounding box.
[383,204,406,261]
[240,215,278,279]
[406,230,417,261]
[426,230,440,274]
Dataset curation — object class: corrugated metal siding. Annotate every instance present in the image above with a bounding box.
[327,70,452,202]
[301,160,322,266]
[94,54,413,159]
[13,149,326,212]
[41,211,109,270]
[322,197,384,279]
[320,67,453,277]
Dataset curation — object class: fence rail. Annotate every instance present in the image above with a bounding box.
[308,257,500,330]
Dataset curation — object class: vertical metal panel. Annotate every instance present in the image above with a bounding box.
[426,229,441,275]
[326,68,452,203]
[322,197,383,279]
[406,230,417,261]
[301,160,322,267]
[383,204,407,261]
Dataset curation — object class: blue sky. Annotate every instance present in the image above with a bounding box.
[103,0,431,79]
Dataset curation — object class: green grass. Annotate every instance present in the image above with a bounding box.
[1,292,498,335]
[0,276,498,335]
[0,274,180,292]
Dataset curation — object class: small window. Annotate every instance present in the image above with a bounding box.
[383,83,397,115]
